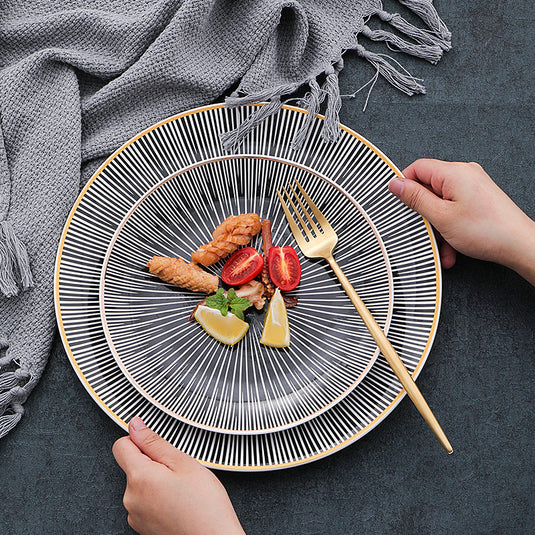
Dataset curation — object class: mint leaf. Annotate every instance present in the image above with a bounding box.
[230,298,251,311]
[229,297,251,321]
[205,288,251,319]
[206,288,226,307]
[226,289,251,309]
[226,288,237,302]
[206,288,228,316]
[232,308,245,321]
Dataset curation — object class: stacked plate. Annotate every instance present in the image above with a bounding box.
[55,104,441,471]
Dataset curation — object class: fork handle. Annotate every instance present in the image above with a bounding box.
[326,256,453,454]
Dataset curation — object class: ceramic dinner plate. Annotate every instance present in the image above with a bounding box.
[99,155,392,434]
[55,104,441,470]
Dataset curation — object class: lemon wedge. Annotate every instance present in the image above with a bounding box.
[260,288,290,347]
[194,305,249,345]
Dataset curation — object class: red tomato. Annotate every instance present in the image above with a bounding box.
[221,247,264,286]
[268,246,301,291]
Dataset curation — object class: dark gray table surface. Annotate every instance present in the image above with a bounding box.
[2,2,534,534]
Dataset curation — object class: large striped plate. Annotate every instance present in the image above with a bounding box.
[55,104,441,470]
[99,155,392,434]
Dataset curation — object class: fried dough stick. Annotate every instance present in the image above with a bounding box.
[147,256,218,294]
[191,213,262,266]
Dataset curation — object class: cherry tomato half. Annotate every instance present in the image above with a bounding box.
[221,247,264,286]
[268,246,301,291]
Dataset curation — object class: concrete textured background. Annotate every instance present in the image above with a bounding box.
[1,1,534,534]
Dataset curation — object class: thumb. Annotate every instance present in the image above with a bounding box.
[128,417,183,470]
[388,177,446,225]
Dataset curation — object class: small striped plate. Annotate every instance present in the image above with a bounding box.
[99,155,393,434]
[55,104,441,470]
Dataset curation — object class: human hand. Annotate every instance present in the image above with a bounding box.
[112,417,245,535]
[388,159,535,284]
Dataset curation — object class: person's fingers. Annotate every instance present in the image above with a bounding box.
[112,436,151,474]
[402,159,458,197]
[439,239,457,269]
[128,417,185,470]
[388,177,449,226]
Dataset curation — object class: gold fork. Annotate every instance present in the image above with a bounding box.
[277,180,453,454]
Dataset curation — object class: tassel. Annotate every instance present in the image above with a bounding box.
[375,9,445,49]
[224,82,300,108]
[0,385,26,413]
[0,221,33,297]
[221,82,302,151]
[0,403,23,438]
[321,59,343,143]
[0,389,13,408]
[0,372,21,390]
[354,43,426,96]
[0,368,30,390]
[291,78,324,151]
[397,0,452,49]
[220,97,284,152]
[361,25,443,64]
[0,233,18,297]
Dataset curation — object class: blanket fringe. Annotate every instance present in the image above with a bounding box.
[398,0,451,49]
[222,59,344,152]
[220,1,451,150]
[0,368,30,390]
[291,79,323,151]
[0,386,28,437]
[220,98,284,152]
[221,82,301,151]
[320,60,343,143]
[361,25,443,64]
[0,221,33,297]
[374,8,449,50]
[0,340,30,438]
[353,43,426,96]
[0,384,27,409]
[0,404,23,438]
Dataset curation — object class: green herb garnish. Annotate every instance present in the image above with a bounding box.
[205,288,228,315]
[226,288,253,320]
[205,288,252,321]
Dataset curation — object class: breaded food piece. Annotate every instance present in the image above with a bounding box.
[191,213,262,266]
[147,256,218,294]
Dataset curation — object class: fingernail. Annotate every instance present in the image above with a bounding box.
[129,417,147,432]
[388,178,405,197]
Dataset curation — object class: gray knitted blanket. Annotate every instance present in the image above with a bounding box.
[0,0,450,437]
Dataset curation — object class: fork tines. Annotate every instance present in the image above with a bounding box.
[277,179,333,243]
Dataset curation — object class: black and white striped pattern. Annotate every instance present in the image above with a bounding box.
[100,156,392,434]
[55,104,440,470]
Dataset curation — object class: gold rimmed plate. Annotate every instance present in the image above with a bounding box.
[55,104,441,470]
